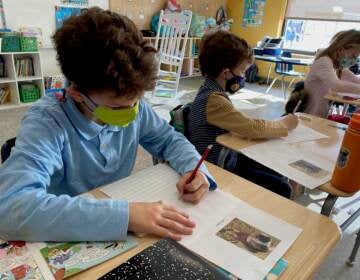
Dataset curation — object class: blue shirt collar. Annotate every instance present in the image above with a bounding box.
[62,96,122,140]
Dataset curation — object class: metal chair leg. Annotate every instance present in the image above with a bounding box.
[266,64,273,85]
[265,76,280,94]
[287,78,297,92]
[320,194,339,217]
[347,228,360,267]
[281,75,286,100]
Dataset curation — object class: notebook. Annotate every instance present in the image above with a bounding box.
[98,238,288,280]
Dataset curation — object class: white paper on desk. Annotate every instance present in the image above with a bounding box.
[231,89,264,100]
[192,201,302,280]
[101,164,302,280]
[240,139,334,189]
[281,124,329,144]
[231,99,266,111]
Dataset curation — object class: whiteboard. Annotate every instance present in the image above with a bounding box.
[3,0,109,48]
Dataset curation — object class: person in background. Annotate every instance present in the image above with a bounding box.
[188,31,299,198]
[304,29,360,118]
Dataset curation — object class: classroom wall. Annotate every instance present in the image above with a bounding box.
[110,0,227,30]
[227,0,289,78]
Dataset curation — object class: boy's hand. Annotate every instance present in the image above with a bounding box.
[128,202,195,241]
[176,171,209,204]
[281,114,299,130]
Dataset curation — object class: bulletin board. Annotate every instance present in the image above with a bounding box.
[110,0,228,30]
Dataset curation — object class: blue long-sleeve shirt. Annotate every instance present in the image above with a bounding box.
[0,94,216,242]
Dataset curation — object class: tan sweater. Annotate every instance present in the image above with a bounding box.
[206,93,288,139]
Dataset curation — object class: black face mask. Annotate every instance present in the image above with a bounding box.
[225,71,244,94]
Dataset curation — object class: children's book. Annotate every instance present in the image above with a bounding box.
[0,239,45,280]
[98,238,288,280]
[27,237,137,280]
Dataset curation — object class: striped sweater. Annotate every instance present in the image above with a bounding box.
[188,78,288,167]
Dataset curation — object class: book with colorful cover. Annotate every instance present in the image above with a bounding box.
[38,238,137,279]
[0,239,44,280]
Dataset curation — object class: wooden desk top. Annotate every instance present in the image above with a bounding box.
[71,162,340,280]
[324,93,360,106]
[216,113,347,196]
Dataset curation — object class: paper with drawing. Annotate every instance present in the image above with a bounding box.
[240,139,334,189]
[100,164,302,280]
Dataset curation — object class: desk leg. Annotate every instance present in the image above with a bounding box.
[218,147,230,169]
[321,194,339,217]
[347,228,360,267]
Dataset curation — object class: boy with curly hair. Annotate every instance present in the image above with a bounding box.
[0,8,215,242]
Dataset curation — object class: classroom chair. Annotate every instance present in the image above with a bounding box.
[266,51,305,99]
[1,137,16,163]
[153,103,192,165]
[152,10,192,98]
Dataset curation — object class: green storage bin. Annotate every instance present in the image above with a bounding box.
[19,83,41,103]
[2,35,21,52]
[20,37,38,52]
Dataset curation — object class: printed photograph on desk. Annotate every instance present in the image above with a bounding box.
[289,159,330,179]
[39,239,137,279]
[216,218,281,260]
[0,239,44,280]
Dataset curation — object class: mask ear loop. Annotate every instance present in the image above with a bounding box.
[80,93,98,112]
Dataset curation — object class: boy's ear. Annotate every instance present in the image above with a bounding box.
[222,68,232,80]
[67,86,84,103]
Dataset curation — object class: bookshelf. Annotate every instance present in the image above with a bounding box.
[0,51,44,110]
[144,36,202,79]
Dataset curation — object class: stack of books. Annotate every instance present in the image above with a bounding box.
[15,57,34,77]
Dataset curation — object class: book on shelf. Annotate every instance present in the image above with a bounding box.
[0,86,10,104]
[15,57,34,77]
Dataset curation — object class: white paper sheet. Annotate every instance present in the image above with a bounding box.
[240,139,334,189]
[100,164,302,280]
[231,99,267,111]
[231,89,264,100]
[281,124,329,144]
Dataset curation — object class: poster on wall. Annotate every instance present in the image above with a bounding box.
[55,6,82,29]
[242,0,266,28]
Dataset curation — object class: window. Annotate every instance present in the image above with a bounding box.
[283,0,360,52]
[283,19,360,52]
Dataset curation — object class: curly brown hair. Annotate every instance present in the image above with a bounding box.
[199,31,254,79]
[53,7,157,98]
